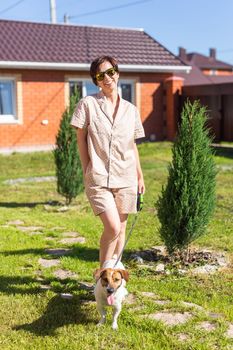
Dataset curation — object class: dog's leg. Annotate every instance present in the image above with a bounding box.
[112,304,121,330]
[97,304,106,326]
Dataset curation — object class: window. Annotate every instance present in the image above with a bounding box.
[118,80,135,104]
[68,78,135,104]
[209,69,217,76]
[0,78,17,123]
[69,79,99,98]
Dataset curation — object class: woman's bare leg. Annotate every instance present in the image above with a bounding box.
[99,206,121,267]
[113,214,128,260]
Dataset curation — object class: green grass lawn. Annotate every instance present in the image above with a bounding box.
[0,142,233,350]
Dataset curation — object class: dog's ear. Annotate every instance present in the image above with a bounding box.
[93,268,105,281]
[118,269,129,282]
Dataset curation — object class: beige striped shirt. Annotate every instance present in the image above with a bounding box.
[71,91,145,188]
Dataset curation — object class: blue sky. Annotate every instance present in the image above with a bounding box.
[1,0,233,64]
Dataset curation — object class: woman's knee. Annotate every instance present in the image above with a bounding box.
[100,209,121,237]
[104,221,121,237]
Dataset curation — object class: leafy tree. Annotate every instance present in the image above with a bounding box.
[54,89,83,205]
[156,100,216,254]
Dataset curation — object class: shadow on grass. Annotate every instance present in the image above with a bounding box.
[0,201,60,208]
[0,274,88,295]
[0,275,41,294]
[1,246,99,262]
[13,294,95,335]
[0,248,46,256]
[1,274,96,334]
[213,145,233,159]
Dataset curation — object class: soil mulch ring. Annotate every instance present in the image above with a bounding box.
[129,246,230,274]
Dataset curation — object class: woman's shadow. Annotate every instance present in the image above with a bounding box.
[13,293,96,336]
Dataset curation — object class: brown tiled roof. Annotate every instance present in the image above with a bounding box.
[179,64,233,86]
[186,52,233,70]
[178,65,211,85]
[0,19,185,67]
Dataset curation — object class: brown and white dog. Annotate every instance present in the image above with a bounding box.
[93,259,129,330]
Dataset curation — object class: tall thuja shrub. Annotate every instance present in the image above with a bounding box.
[156,100,216,254]
[54,89,83,205]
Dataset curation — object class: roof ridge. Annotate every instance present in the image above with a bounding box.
[0,18,144,32]
[0,18,187,69]
[187,52,233,68]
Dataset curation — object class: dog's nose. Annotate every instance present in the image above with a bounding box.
[107,287,114,294]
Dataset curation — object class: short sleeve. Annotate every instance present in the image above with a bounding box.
[70,98,89,129]
[134,107,145,139]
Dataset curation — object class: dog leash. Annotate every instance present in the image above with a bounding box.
[113,193,144,268]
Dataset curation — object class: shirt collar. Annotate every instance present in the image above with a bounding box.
[96,91,123,125]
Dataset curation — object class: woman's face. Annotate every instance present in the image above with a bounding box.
[96,60,119,93]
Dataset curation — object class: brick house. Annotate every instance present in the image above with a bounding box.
[178,47,233,85]
[177,48,233,141]
[0,19,190,153]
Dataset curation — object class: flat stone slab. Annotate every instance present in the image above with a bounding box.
[226,323,233,338]
[81,300,96,306]
[147,312,192,326]
[208,312,224,319]
[28,231,44,235]
[197,321,217,331]
[17,226,43,232]
[78,281,95,290]
[38,258,60,268]
[217,165,233,171]
[60,293,73,299]
[59,237,86,244]
[57,206,69,212]
[53,269,78,280]
[155,263,165,273]
[124,293,137,305]
[140,291,159,299]
[130,306,145,312]
[50,227,66,230]
[62,231,80,237]
[4,176,56,185]
[45,248,72,256]
[153,300,170,305]
[177,333,189,342]
[182,301,204,311]
[151,245,166,254]
[7,220,25,225]
[192,264,219,274]
[40,284,52,290]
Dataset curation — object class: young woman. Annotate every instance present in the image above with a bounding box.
[71,56,145,267]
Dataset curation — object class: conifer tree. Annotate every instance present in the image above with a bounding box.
[156,100,216,254]
[54,89,83,205]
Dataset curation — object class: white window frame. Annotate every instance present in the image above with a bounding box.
[66,77,136,106]
[209,69,217,76]
[118,79,135,104]
[68,78,99,98]
[0,76,18,124]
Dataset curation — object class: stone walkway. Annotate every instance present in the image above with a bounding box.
[3,176,56,185]
[4,219,233,343]
[125,291,233,341]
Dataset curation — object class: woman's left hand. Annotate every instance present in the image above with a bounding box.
[138,176,145,194]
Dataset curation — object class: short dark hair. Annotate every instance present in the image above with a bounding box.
[90,56,119,85]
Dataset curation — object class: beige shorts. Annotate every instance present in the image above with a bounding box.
[85,184,137,216]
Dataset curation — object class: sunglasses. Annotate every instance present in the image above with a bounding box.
[95,66,118,82]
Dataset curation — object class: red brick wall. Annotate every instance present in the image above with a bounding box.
[0,69,65,149]
[139,73,171,140]
[0,69,173,149]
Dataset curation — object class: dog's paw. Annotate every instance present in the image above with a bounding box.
[112,322,118,330]
[97,319,106,327]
